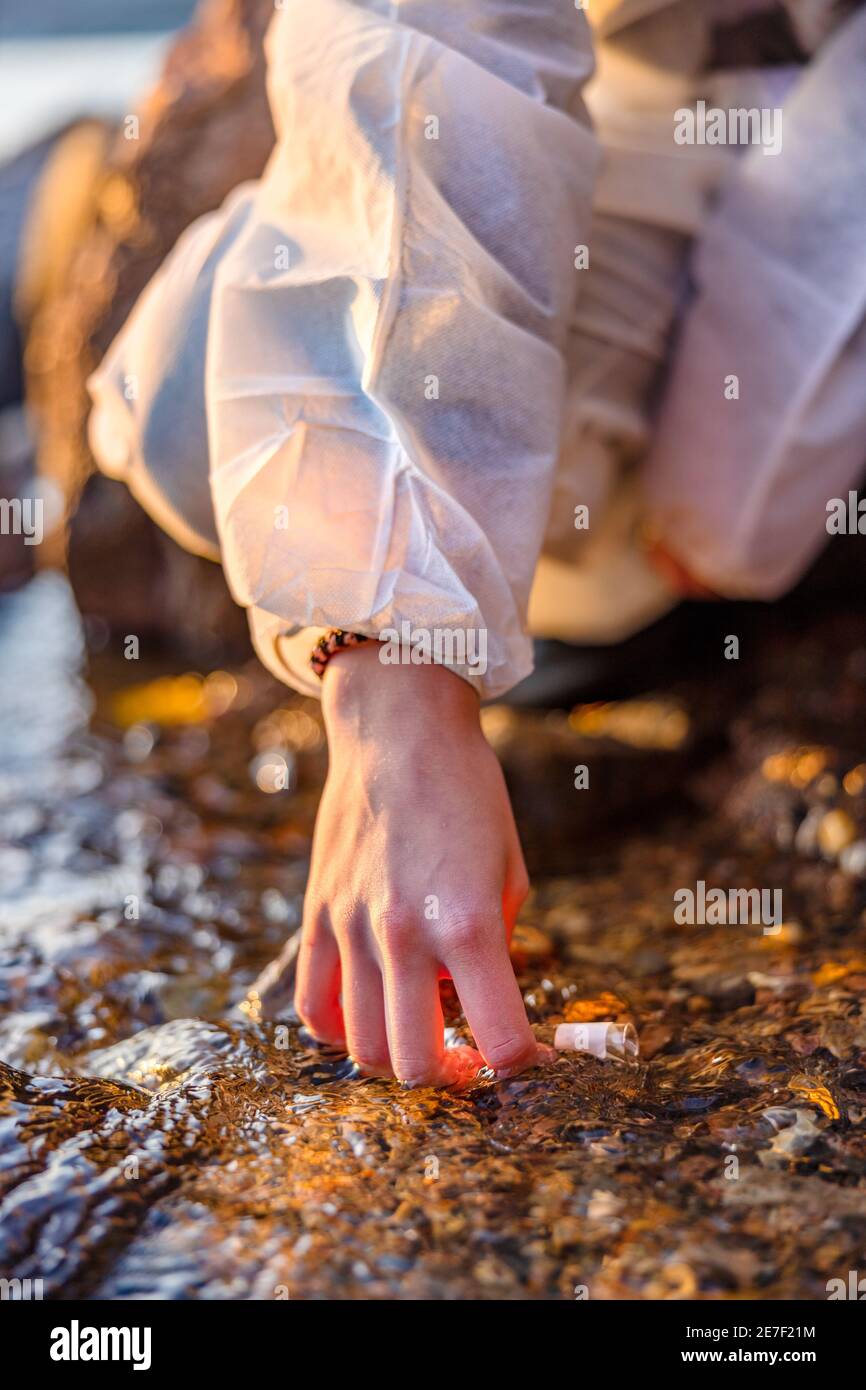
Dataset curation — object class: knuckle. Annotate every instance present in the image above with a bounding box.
[374,911,414,956]
[336,913,367,947]
[442,913,488,958]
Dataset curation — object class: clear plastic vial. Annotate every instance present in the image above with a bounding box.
[554,1021,639,1061]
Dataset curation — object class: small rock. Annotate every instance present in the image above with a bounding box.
[840,839,866,878]
[794,807,824,855]
[638,1022,674,1059]
[508,923,554,968]
[586,1189,623,1222]
[817,809,857,859]
[563,992,628,1023]
[760,1107,821,1162]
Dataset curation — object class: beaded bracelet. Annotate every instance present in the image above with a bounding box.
[310,628,371,679]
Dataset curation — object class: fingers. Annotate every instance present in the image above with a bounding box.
[444,919,539,1077]
[339,926,390,1075]
[294,913,345,1046]
[380,938,447,1086]
[295,905,541,1086]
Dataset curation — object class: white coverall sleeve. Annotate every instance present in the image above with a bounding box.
[641,4,866,598]
[206,0,597,698]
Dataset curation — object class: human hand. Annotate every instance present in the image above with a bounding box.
[274,642,546,1086]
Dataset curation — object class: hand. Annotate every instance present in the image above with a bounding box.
[644,536,719,599]
[287,643,543,1085]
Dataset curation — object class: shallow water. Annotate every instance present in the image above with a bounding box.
[1,574,865,1300]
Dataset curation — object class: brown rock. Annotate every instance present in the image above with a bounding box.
[20,0,275,648]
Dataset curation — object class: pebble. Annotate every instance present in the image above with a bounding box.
[839,839,866,878]
[818,809,857,858]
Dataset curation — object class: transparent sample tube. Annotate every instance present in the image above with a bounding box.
[554,1021,639,1061]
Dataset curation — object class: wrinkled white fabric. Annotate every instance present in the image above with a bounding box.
[88,0,866,699]
[214,1,597,698]
[643,4,866,596]
[258,1,591,696]
[92,0,596,698]
[89,186,250,563]
[536,0,866,628]
[533,16,730,644]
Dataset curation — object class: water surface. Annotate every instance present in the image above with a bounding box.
[1,575,865,1299]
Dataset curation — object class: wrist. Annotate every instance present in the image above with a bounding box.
[321,640,480,744]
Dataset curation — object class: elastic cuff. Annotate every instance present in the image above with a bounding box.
[247,611,490,701]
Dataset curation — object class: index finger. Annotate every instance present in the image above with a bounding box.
[443,922,541,1077]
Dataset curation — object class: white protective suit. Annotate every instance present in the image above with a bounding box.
[88,0,866,699]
